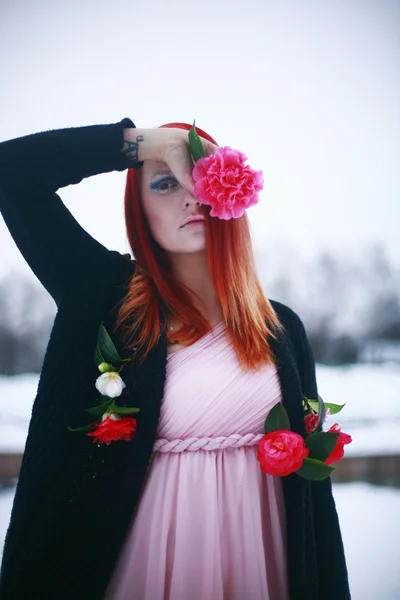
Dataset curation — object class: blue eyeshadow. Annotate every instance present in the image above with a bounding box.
[149,176,178,191]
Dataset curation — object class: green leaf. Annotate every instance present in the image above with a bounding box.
[305,431,339,462]
[308,400,346,415]
[325,402,346,415]
[307,400,319,412]
[93,345,106,367]
[264,402,291,434]
[67,419,100,433]
[296,458,334,481]
[189,120,207,161]
[97,323,123,365]
[109,402,141,416]
[84,399,113,416]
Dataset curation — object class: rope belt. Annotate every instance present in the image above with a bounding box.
[153,433,264,453]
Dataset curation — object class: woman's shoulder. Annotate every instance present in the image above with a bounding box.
[105,250,136,279]
[120,252,135,263]
[269,299,305,332]
[269,299,314,369]
[57,250,136,306]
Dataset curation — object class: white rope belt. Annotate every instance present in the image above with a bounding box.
[153,433,264,453]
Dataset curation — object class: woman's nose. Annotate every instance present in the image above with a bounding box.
[183,192,201,207]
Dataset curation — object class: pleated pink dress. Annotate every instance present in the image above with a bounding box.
[105,321,289,600]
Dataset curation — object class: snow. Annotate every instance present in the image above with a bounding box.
[0,373,37,452]
[0,486,15,557]
[0,481,399,599]
[1,364,399,455]
[333,482,400,600]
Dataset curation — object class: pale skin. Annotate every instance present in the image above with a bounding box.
[121,127,224,349]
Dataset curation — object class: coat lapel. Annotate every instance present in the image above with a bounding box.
[268,322,316,599]
[268,324,307,436]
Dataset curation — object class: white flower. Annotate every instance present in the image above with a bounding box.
[95,371,126,398]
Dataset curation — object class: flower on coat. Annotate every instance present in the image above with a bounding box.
[67,322,141,446]
[304,412,319,434]
[95,371,126,398]
[304,408,330,434]
[86,412,137,445]
[325,423,352,465]
[257,429,310,477]
[192,146,264,220]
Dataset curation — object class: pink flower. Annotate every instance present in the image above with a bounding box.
[325,423,352,465]
[257,430,309,477]
[86,412,137,445]
[192,146,263,219]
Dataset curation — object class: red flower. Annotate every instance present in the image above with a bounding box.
[192,146,263,220]
[325,423,352,465]
[304,408,331,434]
[304,412,319,434]
[86,413,137,445]
[257,430,309,476]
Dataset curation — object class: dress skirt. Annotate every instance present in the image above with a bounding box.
[105,321,289,600]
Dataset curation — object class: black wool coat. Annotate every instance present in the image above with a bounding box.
[0,118,351,600]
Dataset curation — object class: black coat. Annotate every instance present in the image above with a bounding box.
[0,118,351,600]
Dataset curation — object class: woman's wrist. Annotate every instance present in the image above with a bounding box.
[121,127,184,163]
[121,127,147,162]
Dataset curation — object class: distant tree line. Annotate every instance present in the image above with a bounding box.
[0,244,399,374]
[262,244,400,365]
[0,275,55,375]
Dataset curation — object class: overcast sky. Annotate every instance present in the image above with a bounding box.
[0,0,399,285]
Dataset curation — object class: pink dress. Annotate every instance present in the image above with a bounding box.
[105,321,289,600]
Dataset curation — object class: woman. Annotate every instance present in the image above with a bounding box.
[0,117,351,600]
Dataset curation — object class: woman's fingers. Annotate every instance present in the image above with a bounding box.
[164,138,218,194]
[165,143,196,194]
[165,135,219,194]
[132,126,219,194]
[201,138,220,157]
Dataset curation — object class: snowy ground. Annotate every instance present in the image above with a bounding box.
[0,481,399,599]
[333,482,400,600]
[1,363,399,455]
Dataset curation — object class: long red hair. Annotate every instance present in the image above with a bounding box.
[112,122,282,371]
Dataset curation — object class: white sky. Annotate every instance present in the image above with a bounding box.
[0,0,399,283]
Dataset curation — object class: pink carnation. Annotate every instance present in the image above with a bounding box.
[192,146,263,220]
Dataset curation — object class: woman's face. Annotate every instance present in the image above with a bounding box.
[139,159,207,255]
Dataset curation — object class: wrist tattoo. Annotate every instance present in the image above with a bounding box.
[121,135,144,162]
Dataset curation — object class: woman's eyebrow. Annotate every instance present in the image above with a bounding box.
[148,169,173,182]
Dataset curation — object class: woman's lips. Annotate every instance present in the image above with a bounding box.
[183,220,205,228]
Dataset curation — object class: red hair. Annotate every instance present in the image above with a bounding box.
[112,122,282,371]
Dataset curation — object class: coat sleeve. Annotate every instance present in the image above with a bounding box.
[290,309,352,599]
[0,117,140,307]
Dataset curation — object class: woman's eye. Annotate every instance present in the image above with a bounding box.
[150,177,180,193]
